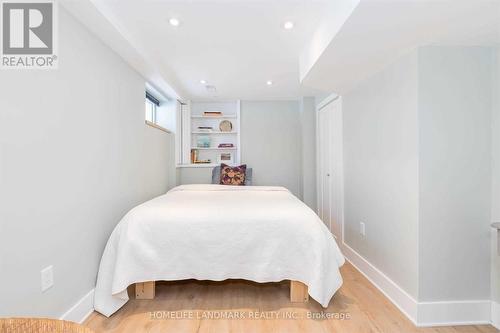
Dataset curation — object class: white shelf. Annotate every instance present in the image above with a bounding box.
[177,163,219,168]
[191,147,237,150]
[191,115,237,119]
[192,131,238,134]
[181,100,241,165]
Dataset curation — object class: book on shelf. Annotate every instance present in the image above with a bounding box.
[203,111,223,116]
[218,143,234,148]
[190,149,198,163]
[190,148,211,164]
[196,126,213,133]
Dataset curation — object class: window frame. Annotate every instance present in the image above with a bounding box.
[144,90,172,133]
[145,98,157,123]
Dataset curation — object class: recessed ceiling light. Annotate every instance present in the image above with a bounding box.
[283,21,294,30]
[266,80,273,86]
[169,18,180,27]
[200,80,207,84]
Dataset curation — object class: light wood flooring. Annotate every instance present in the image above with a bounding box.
[84,263,499,333]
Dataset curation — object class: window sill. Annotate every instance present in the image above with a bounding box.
[145,120,171,133]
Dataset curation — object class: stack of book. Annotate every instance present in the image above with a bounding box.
[197,126,213,133]
[203,111,223,117]
[218,143,234,148]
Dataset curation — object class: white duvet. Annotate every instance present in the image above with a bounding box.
[94,184,345,316]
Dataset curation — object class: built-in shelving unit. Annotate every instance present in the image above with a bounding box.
[179,100,241,167]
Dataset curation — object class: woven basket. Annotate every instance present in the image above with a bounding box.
[0,318,94,333]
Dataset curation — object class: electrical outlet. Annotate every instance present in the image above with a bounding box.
[41,265,54,292]
[360,222,366,238]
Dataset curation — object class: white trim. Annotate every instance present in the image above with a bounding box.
[236,100,241,165]
[341,243,419,324]
[417,300,491,327]
[60,289,95,324]
[492,301,500,329]
[316,93,339,111]
[175,100,182,165]
[342,243,494,327]
[181,101,191,164]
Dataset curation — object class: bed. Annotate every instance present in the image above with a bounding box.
[93,184,345,317]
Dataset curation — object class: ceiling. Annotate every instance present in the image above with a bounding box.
[91,0,336,101]
[301,0,500,95]
[62,0,500,101]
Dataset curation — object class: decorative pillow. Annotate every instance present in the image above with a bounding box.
[219,163,247,186]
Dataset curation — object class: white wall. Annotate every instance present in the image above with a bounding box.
[178,100,303,197]
[177,167,212,185]
[342,46,495,307]
[300,97,317,209]
[491,47,500,318]
[240,101,301,196]
[418,46,492,302]
[343,51,420,298]
[0,7,175,318]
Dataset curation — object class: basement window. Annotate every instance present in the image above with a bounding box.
[144,90,175,134]
[145,91,160,123]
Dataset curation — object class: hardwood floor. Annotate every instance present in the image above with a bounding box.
[84,263,498,333]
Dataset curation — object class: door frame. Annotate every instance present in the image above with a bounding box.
[316,103,332,229]
[316,94,344,243]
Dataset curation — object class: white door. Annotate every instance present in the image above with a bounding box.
[317,97,343,240]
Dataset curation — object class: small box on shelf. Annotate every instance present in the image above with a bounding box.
[217,152,233,164]
[196,135,211,148]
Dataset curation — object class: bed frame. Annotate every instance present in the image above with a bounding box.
[135,280,309,303]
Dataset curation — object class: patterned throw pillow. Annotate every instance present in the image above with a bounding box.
[219,163,247,186]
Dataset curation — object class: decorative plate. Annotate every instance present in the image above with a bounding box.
[219,120,233,132]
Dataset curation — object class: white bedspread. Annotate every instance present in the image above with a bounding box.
[94,184,345,316]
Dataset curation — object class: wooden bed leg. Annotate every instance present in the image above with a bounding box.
[290,280,309,303]
[135,281,155,299]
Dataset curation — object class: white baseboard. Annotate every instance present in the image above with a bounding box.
[341,243,419,324]
[417,300,491,327]
[60,289,95,324]
[492,301,500,329]
[341,243,493,327]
